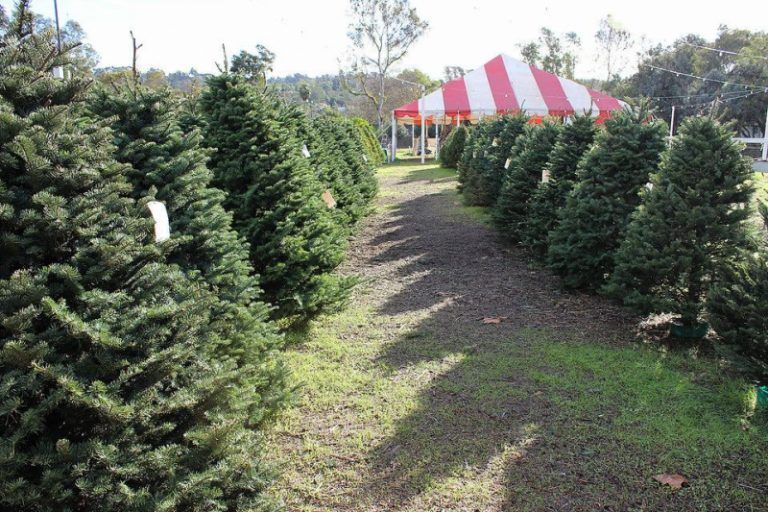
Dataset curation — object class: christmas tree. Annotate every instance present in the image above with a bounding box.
[439,124,467,169]
[85,82,285,368]
[0,6,287,510]
[709,208,768,379]
[547,106,666,289]
[605,116,753,327]
[352,117,385,166]
[524,115,596,255]
[200,74,354,323]
[492,120,561,242]
[483,114,529,205]
[457,121,492,204]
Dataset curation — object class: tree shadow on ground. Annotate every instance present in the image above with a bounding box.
[352,178,764,511]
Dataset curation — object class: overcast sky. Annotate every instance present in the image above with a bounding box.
[10,0,768,79]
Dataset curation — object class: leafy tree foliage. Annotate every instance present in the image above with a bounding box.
[438,124,467,168]
[519,27,581,79]
[0,7,287,510]
[492,121,561,242]
[200,74,354,322]
[231,44,275,87]
[547,107,667,289]
[524,115,596,255]
[605,116,754,327]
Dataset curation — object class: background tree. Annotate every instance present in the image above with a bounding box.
[231,44,275,87]
[524,115,596,255]
[595,14,633,87]
[605,116,754,328]
[443,65,466,80]
[343,0,428,132]
[493,121,561,242]
[547,106,667,289]
[519,27,581,78]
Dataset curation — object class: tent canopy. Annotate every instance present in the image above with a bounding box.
[393,54,625,125]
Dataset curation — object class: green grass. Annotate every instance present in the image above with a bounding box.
[269,164,768,511]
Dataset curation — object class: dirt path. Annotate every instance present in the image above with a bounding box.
[271,161,766,512]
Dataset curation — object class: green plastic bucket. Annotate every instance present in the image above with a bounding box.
[670,322,709,339]
[757,385,768,409]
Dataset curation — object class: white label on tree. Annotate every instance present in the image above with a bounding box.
[362,154,368,162]
[504,157,511,169]
[541,169,550,183]
[147,201,170,242]
[645,182,654,191]
[473,150,477,158]
[492,138,499,147]
[302,144,311,158]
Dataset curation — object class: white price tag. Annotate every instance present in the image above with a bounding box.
[504,157,511,169]
[301,144,311,158]
[147,201,170,242]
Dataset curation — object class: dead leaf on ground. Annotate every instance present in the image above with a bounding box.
[653,473,688,489]
[481,316,507,324]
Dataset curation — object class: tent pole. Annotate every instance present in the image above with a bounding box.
[762,106,768,161]
[420,117,425,163]
[411,124,415,155]
[668,106,675,146]
[391,112,396,162]
[435,121,440,160]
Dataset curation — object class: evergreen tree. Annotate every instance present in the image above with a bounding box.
[524,115,596,255]
[281,105,365,227]
[84,83,285,370]
[200,74,354,323]
[605,116,754,327]
[483,114,529,205]
[493,120,561,242]
[709,251,768,380]
[0,9,287,510]
[547,107,666,289]
[457,121,491,203]
[439,124,467,169]
[352,116,385,165]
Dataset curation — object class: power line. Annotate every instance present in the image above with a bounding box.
[640,63,768,92]
[680,41,768,62]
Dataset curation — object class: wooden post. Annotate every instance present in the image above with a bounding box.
[391,112,397,162]
[668,106,676,146]
[763,106,768,161]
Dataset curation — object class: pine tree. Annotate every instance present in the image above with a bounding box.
[352,117,385,165]
[547,107,666,289]
[524,115,596,255]
[605,116,754,327]
[84,83,285,371]
[439,124,467,169]
[457,121,492,203]
[483,114,529,205]
[709,252,768,379]
[200,74,354,323]
[0,8,287,510]
[493,120,561,242]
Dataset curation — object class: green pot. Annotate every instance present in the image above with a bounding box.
[670,321,709,339]
[757,385,768,409]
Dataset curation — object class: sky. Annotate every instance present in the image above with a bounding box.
[9,0,768,80]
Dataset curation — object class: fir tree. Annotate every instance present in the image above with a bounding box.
[0,9,287,510]
[457,121,491,203]
[84,83,285,372]
[483,114,529,205]
[605,116,754,327]
[493,120,561,242]
[709,251,768,380]
[439,124,467,169]
[547,107,666,289]
[524,115,596,255]
[353,116,385,165]
[200,74,354,323]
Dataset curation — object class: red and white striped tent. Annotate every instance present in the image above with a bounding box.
[391,53,626,161]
